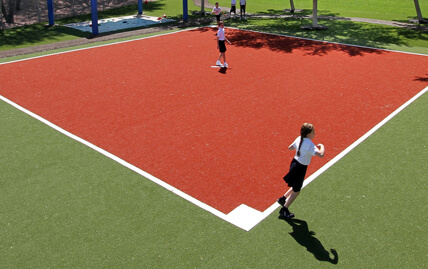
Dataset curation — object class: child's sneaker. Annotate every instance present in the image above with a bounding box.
[216,60,222,66]
[224,62,228,68]
[282,211,295,218]
[279,206,295,218]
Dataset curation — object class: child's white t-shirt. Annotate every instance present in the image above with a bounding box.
[217,27,225,40]
[292,136,318,165]
[240,0,246,5]
[212,7,222,15]
[231,0,236,5]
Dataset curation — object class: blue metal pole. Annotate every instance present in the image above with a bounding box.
[47,0,54,26]
[91,0,99,35]
[138,0,143,15]
[183,0,188,21]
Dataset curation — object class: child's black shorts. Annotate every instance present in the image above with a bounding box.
[283,158,308,192]
[218,40,226,53]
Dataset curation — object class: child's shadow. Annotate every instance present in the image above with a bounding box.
[218,67,228,74]
[279,216,339,264]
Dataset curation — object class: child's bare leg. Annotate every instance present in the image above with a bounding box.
[283,188,293,198]
[218,53,225,63]
[284,191,300,208]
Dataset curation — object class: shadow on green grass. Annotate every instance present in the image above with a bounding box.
[220,17,428,55]
[0,2,171,50]
[256,9,313,17]
[279,217,339,264]
[0,24,88,49]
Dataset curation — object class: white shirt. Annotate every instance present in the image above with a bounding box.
[217,27,225,40]
[212,7,222,15]
[240,0,246,4]
[291,136,317,165]
[231,0,236,5]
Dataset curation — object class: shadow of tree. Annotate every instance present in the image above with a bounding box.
[196,26,386,57]
[208,16,428,56]
[279,217,339,264]
[0,2,171,48]
[1,24,88,48]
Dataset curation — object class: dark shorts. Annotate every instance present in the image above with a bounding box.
[240,4,246,12]
[218,40,226,53]
[283,158,308,192]
[215,14,221,21]
[230,5,236,13]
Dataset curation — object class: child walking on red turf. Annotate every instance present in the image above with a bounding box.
[215,21,229,68]
[277,123,325,218]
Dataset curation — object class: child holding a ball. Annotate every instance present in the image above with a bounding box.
[277,123,325,218]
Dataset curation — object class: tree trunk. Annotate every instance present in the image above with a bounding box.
[35,0,41,22]
[290,0,295,11]
[15,0,20,10]
[414,0,424,22]
[0,0,3,29]
[1,0,16,23]
[312,0,318,27]
[201,0,204,14]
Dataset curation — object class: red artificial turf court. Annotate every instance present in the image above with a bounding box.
[1,28,427,214]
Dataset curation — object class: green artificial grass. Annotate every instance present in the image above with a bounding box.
[1,83,427,268]
[1,0,428,267]
[214,0,428,22]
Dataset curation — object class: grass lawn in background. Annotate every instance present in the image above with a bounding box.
[1,0,428,52]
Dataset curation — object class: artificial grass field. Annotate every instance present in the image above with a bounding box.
[1,0,428,267]
[1,81,427,268]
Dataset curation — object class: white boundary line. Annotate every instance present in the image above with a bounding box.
[1,28,427,231]
[301,85,428,189]
[0,27,199,66]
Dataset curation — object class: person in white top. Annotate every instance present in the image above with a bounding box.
[240,0,247,20]
[212,2,223,23]
[215,21,229,68]
[277,123,325,218]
